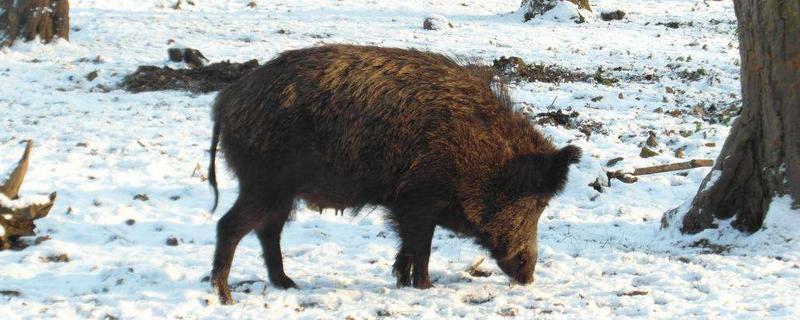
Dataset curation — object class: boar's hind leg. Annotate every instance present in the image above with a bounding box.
[255,196,297,290]
[211,194,269,305]
[392,246,413,287]
[393,217,436,289]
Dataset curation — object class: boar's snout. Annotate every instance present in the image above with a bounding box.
[495,246,536,285]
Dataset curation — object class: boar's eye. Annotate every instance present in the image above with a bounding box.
[514,255,528,275]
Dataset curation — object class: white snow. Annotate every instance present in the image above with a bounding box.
[537,1,592,22]
[701,169,722,192]
[0,193,52,210]
[0,0,797,319]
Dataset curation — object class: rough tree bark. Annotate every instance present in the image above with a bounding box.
[0,0,69,48]
[0,141,57,250]
[519,0,591,22]
[662,0,800,234]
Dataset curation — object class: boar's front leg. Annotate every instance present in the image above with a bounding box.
[392,216,436,289]
[392,246,413,287]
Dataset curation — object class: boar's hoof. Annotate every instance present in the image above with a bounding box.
[212,282,235,305]
[395,274,412,288]
[392,261,412,287]
[270,275,298,290]
[413,278,433,289]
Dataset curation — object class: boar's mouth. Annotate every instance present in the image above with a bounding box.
[495,251,534,285]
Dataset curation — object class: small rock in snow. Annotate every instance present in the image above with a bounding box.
[601,10,626,21]
[166,237,179,246]
[640,146,659,158]
[423,15,453,30]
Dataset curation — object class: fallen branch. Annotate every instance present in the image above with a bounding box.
[632,159,713,176]
[606,159,713,184]
[467,257,492,278]
[607,170,638,184]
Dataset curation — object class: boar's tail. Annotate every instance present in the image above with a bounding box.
[209,118,221,212]
[542,145,582,195]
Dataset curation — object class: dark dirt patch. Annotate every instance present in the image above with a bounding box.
[677,68,708,82]
[493,56,659,86]
[121,59,259,93]
[592,67,621,86]
[601,10,625,21]
[41,253,70,263]
[0,290,21,297]
[493,56,589,84]
[708,19,736,25]
[618,290,649,296]
[534,109,578,127]
[690,239,730,254]
[166,237,180,246]
[4,235,50,251]
[656,21,694,29]
[531,109,606,137]
[376,309,394,317]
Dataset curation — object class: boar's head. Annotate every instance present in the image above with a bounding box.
[481,145,581,284]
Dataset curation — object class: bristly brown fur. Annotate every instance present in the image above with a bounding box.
[207,44,580,304]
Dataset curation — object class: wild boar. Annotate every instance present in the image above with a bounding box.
[208,44,580,304]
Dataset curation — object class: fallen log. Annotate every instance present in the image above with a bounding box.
[0,140,57,250]
[632,159,713,176]
[607,159,714,184]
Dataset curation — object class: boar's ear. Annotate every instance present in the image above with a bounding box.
[503,145,581,196]
[541,145,581,195]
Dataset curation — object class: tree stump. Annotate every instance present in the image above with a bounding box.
[0,140,57,250]
[0,0,70,48]
[520,0,591,22]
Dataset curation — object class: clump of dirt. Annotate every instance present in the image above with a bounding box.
[493,56,589,84]
[0,290,21,297]
[601,10,625,21]
[534,109,578,127]
[593,67,620,86]
[531,109,606,137]
[121,59,259,93]
[656,21,694,29]
[492,56,658,85]
[690,239,730,254]
[676,68,708,82]
[41,253,70,263]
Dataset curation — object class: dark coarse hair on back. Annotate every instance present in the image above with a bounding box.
[208,47,516,213]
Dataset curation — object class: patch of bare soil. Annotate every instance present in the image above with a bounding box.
[493,56,589,84]
[530,109,606,137]
[121,59,259,93]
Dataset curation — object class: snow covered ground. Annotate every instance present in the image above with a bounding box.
[1,0,798,318]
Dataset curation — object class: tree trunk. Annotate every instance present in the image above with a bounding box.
[520,0,591,22]
[0,0,69,48]
[662,0,800,234]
